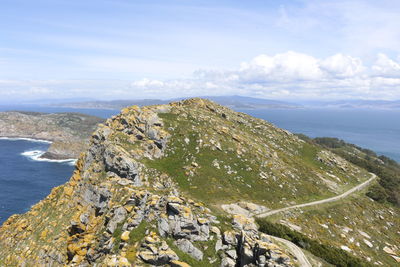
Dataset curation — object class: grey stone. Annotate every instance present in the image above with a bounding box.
[215,239,223,252]
[158,217,170,237]
[82,186,111,215]
[223,231,237,246]
[104,145,141,185]
[226,249,237,259]
[106,207,128,234]
[220,257,236,267]
[167,203,182,215]
[80,213,90,225]
[174,239,203,261]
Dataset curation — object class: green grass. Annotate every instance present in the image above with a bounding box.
[145,109,369,210]
[272,193,400,266]
[126,220,150,263]
[257,218,372,267]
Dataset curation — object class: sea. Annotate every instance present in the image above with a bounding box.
[0,105,399,224]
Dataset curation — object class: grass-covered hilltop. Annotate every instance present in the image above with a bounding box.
[0,111,104,159]
[0,98,399,266]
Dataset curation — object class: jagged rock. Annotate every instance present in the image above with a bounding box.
[139,250,158,264]
[232,214,258,233]
[139,232,178,265]
[215,238,223,252]
[226,249,237,259]
[175,239,203,261]
[82,186,111,215]
[104,255,130,267]
[106,207,127,234]
[158,216,170,237]
[79,213,89,225]
[104,145,141,186]
[211,226,221,236]
[223,231,238,246]
[221,257,236,267]
[0,99,303,267]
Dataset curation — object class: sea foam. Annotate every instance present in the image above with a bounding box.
[0,137,52,144]
[21,150,76,166]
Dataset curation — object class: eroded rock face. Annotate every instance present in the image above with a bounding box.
[104,145,141,185]
[0,100,296,267]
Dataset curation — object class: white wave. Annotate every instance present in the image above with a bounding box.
[21,150,76,165]
[0,137,52,144]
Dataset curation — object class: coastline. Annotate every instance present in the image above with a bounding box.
[21,150,76,165]
[0,136,52,144]
[0,136,77,162]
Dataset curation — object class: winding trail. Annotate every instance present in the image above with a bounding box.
[255,173,377,267]
[256,173,377,218]
[267,234,312,267]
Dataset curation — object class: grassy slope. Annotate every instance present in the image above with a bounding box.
[142,101,370,210]
[267,184,400,266]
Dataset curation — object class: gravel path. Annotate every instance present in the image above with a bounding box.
[267,234,312,267]
[254,173,377,267]
[256,173,377,218]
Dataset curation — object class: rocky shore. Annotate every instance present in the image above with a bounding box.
[0,111,104,159]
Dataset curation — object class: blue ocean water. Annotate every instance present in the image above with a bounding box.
[240,108,400,162]
[0,139,74,223]
[0,105,399,224]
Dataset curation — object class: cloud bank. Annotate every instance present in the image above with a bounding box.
[129,51,400,100]
[2,51,400,102]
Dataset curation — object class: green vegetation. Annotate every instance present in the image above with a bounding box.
[144,107,367,209]
[112,222,124,253]
[366,184,388,203]
[126,221,150,262]
[304,136,400,206]
[256,218,371,267]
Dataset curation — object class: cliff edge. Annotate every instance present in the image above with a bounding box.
[1,98,387,266]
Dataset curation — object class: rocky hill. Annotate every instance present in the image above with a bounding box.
[0,111,104,159]
[0,99,398,266]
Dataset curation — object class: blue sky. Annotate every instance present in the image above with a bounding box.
[1,0,400,101]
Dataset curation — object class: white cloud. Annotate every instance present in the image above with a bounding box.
[372,53,400,77]
[239,51,323,81]
[320,54,364,78]
[129,51,400,100]
[2,51,400,101]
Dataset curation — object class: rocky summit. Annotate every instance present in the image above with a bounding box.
[0,98,397,266]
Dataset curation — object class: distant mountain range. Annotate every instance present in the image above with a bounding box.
[299,99,400,109]
[48,96,301,110]
[45,96,400,110]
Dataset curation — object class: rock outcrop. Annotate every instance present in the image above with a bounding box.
[0,100,297,266]
[0,111,104,159]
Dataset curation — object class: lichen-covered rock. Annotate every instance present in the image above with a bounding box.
[174,239,203,261]
[0,99,302,266]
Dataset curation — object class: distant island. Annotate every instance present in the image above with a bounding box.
[0,111,104,159]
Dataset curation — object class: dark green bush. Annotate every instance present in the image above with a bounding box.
[366,184,388,203]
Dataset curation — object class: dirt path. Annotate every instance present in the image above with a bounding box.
[267,234,312,267]
[256,173,377,218]
[255,173,377,266]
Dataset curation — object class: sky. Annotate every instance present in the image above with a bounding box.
[1,0,400,102]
